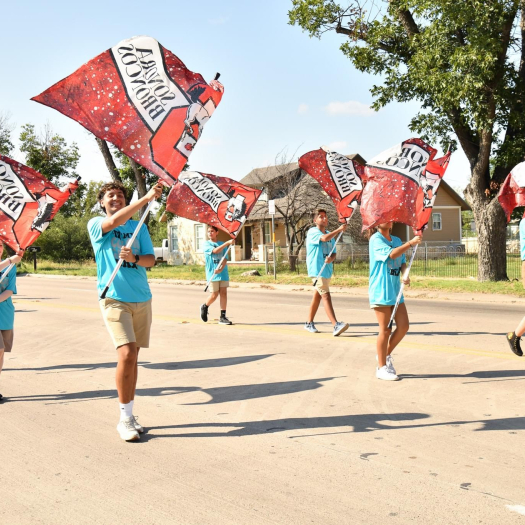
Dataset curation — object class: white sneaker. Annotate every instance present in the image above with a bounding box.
[376,355,397,375]
[333,321,349,337]
[304,322,319,333]
[117,416,140,441]
[376,365,399,381]
[386,355,396,375]
[133,416,144,434]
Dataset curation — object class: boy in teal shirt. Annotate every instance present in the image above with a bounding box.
[200,225,235,325]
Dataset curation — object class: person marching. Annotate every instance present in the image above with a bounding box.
[88,181,162,441]
[304,209,349,336]
[506,214,525,356]
[369,222,421,380]
[200,225,235,325]
[0,245,24,402]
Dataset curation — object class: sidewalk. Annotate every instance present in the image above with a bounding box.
[19,272,525,306]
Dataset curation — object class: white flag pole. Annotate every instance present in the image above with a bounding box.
[387,244,418,329]
[100,200,156,300]
[0,262,15,284]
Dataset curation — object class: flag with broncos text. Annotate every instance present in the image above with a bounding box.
[0,155,78,251]
[32,35,224,186]
[166,171,262,237]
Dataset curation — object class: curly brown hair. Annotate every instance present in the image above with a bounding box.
[97,182,129,213]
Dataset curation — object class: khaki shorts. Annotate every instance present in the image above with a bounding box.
[0,330,14,353]
[100,298,152,349]
[313,277,330,295]
[210,280,229,293]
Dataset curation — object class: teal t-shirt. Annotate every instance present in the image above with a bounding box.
[520,218,525,260]
[204,240,229,282]
[0,264,16,330]
[88,216,154,302]
[369,232,406,306]
[306,227,336,278]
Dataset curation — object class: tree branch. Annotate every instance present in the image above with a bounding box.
[96,138,122,183]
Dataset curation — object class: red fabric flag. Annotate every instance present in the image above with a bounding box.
[361,138,437,231]
[0,155,78,251]
[32,36,224,186]
[166,171,262,238]
[414,152,451,234]
[498,161,525,222]
[298,146,366,223]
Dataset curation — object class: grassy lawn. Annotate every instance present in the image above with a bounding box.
[17,260,525,297]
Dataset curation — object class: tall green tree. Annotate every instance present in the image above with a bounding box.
[0,113,14,156]
[289,0,525,281]
[19,123,80,184]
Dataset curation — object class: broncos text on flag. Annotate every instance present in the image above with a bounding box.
[298,146,366,224]
[32,35,224,186]
[360,138,437,231]
[0,155,78,251]
[166,172,262,238]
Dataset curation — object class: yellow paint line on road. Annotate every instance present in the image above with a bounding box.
[16,299,518,361]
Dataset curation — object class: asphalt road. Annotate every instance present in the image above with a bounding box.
[1,276,525,524]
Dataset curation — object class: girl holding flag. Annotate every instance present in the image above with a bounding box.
[200,225,235,325]
[369,222,421,380]
[0,244,24,402]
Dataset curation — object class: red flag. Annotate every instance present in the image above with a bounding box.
[0,155,78,251]
[414,152,451,234]
[361,138,437,231]
[298,146,366,223]
[166,172,262,237]
[32,36,224,186]
[498,161,525,222]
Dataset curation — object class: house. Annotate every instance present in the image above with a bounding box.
[165,158,470,265]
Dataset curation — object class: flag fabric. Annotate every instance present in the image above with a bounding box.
[298,146,366,223]
[498,161,525,222]
[361,138,437,231]
[414,152,451,234]
[166,171,262,237]
[0,155,78,251]
[32,35,224,186]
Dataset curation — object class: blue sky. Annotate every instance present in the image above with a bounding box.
[2,0,469,191]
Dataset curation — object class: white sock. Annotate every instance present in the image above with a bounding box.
[129,399,134,415]
[119,401,133,421]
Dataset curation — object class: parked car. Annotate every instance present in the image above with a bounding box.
[154,239,169,262]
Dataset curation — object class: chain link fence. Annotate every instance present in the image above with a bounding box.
[261,242,522,280]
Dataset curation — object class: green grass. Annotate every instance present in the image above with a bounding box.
[17,260,525,297]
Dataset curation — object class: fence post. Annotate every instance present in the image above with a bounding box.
[425,242,428,276]
[351,244,354,269]
[264,245,269,275]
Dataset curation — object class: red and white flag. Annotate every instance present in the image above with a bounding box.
[498,161,525,222]
[32,35,224,186]
[414,152,451,234]
[0,155,78,251]
[298,146,366,223]
[361,138,437,230]
[166,172,262,237]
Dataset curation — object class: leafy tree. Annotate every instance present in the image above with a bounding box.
[0,113,14,156]
[289,0,525,280]
[19,123,80,184]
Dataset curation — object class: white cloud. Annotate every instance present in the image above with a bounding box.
[326,141,347,152]
[297,103,309,114]
[208,16,229,25]
[324,101,375,116]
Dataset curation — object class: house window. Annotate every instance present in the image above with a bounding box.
[194,224,205,252]
[432,213,442,231]
[170,225,179,252]
[264,222,271,244]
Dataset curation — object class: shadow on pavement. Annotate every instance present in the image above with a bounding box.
[399,369,525,382]
[5,354,276,373]
[5,377,340,405]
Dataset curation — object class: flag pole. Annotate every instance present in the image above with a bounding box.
[387,244,418,329]
[100,200,156,300]
[0,262,15,284]
[312,225,346,287]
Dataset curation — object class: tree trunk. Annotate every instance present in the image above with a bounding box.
[95,138,122,182]
[129,159,150,225]
[468,194,508,281]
